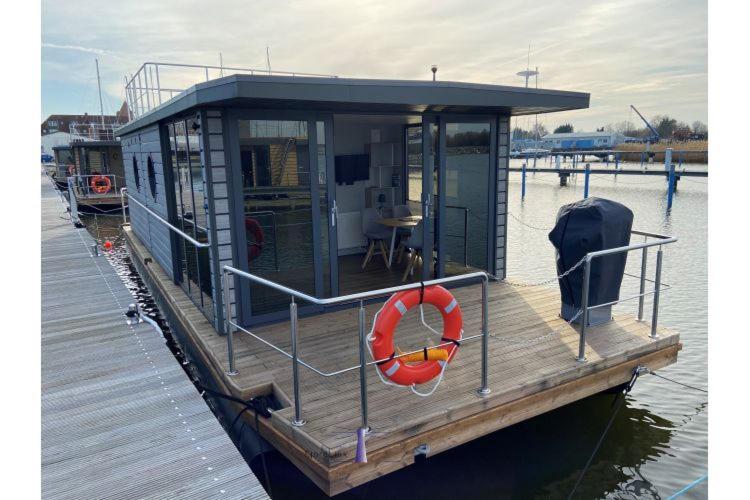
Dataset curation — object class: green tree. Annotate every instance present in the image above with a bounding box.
[553,123,574,133]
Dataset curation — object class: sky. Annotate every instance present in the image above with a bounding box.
[41,0,707,132]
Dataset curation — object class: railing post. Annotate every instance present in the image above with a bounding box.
[290,298,306,426]
[584,163,590,198]
[120,188,128,225]
[223,272,237,376]
[637,245,648,321]
[357,301,370,431]
[521,162,527,200]
[477,277,491,396]
[650,248,663,339]
[463,208,469,267]
[578,258,591,362]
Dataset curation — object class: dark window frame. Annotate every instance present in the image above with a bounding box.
[132,155,140,190]
[147,155,157,198]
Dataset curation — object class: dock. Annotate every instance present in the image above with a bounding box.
[124,223,682,496]
[41,174,268,499]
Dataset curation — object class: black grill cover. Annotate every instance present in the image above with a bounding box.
[548,197,633,317]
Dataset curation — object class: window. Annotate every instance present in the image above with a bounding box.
[132,156,140,190]
[167,118,214,324]
[147,155,157,198]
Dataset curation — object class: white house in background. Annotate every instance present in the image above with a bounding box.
[41,131,84,155]
[541,131,627,150]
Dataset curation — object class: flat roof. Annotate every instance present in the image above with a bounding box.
[69,140,121,148]
[117,74,589,135]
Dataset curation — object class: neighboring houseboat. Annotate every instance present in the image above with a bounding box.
[117,64,681,496]
[64,124,125,212]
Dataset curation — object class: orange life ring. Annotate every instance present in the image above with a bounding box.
[244,217,264,261]
[66,165,75,175]
[371,285,463,386]
[90,175,112,194]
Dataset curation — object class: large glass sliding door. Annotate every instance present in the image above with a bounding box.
[441,121,493,276]
[233,115,336,321]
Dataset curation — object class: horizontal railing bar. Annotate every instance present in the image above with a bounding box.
[587,237,677,260]
[121,188,210,248]
[223,266,487,306]
[229,319,484,377]
[586,285,671,311]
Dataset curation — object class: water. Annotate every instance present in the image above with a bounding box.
[80,160,708,498]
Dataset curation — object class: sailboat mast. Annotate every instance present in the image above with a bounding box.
[95,59,105,127]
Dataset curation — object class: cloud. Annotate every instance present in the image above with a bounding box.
[42,42,106,55]
[41,0,707,130]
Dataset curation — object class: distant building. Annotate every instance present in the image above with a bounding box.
[541,131,626,151]
[41,102,129,135]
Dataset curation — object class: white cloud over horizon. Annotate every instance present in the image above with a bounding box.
[41,0,707,131]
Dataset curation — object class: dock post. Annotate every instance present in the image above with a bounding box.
[290,299,306,426]
[357,302,370,431]
[637,246,648,321]
[667,162,676,210]
[664,147,672,173]
[583,163,590,198]
[477,276,491,395]
[223,272,237,376]
[577,258,591,362]
[615,153,620,173]
[521,162,527,200]
[650,248,663,338]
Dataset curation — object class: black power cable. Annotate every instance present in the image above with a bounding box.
[196,384,275,498]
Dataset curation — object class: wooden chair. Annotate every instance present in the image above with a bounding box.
[361,208,392,269]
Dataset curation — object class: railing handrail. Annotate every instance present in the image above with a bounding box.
[576,230,677,362]
[120,187,210,249]
[223,265,488,307]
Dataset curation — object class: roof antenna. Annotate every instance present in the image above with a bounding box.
[219,52,224,77]
[266,46,272,74]
[431,65,438,81]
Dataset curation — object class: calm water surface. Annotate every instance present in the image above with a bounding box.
[82,159,707,499]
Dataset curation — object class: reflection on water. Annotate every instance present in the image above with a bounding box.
[79,159,707,498]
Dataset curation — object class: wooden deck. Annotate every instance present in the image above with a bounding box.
[124,220,681,497]
[41,174,268,500]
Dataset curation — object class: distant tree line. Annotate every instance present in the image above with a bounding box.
[513,116,707,141]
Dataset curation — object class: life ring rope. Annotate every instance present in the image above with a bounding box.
[366,286,463,397]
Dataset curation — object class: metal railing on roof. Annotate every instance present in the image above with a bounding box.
[124,61,338,121]
[70,123,124,141]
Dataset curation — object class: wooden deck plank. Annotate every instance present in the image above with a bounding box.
[40,174,268,500]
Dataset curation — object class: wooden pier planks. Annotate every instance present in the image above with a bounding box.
[40,174,268,500]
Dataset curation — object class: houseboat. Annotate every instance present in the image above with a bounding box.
[117,65,681,496]
[62,124,125,212]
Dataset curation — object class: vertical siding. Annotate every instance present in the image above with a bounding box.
[203,110,237,328]
[496,115,510,278]
[122,125,175,281]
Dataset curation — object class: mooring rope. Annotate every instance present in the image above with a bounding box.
[567,366,645,499]
[666,473,708,499]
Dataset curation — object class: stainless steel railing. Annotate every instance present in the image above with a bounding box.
[124,61,338,121]
[221,266,491,428]
[120,187,210,249]
[576,230,677,362]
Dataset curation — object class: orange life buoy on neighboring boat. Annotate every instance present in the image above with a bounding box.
[90,175,112,194]
[66,164,75,176]
[371,285,463,386]
[244,217,264,261]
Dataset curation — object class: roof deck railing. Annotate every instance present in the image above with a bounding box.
[124,62,338,121]
[70,123,124,141]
